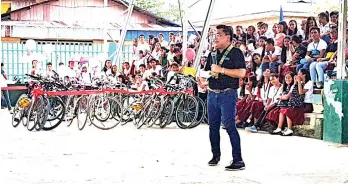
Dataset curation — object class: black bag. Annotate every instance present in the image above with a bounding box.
[277,100,289,107]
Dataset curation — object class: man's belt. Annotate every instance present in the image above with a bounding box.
[207,88,233,94]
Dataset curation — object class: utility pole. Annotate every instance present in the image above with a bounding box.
[193,0,216,70]
[113,0,135,67]
[182,0,188,63]
[336,0,347,79]
[103,0,108,57]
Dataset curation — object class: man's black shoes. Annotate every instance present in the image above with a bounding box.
[208,156,220,166]
[225,161,245,171]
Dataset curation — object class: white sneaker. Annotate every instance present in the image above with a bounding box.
[271,128,282,135]
[282,128,293,136]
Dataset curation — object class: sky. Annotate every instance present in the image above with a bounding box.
[181,0,341,23]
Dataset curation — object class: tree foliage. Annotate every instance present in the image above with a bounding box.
[135,0,182,22]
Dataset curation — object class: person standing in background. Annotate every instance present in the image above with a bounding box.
[1,63,11,112]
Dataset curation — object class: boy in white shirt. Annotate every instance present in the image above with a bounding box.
[318,12,331,43]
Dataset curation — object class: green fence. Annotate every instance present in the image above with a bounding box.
[1,41,133,81]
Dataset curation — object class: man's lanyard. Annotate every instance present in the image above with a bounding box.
[211,44,234,66]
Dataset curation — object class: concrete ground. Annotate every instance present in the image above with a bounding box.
[1,109,348,184]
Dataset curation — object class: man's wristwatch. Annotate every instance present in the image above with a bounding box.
[221,68,225,75]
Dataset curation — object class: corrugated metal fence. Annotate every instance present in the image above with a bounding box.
[1,41,134,81]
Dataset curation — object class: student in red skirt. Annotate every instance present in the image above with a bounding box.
[244,69,271,126]
[236,76,258,127]
[236,78,247,112]
[245,72,283,132]
[298,69,314,113]
[271,72,297,135]
[264,73,283,127]
[271,69,313,136]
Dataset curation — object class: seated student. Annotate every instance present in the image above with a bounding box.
[166,62,180,85]
[244,69,272,130]
[250,53,263,81]
[318,12,331,43]
[271,69,313,136]
[134,74,149,91]
[297,27,327,72]
[236,78,248,117]
[236,76,258,128]
[299,69,314,113]
[270,72,295,135]
[279,36,292,77]
[282,35,307,76]
[246,72,283,132]
[329,11,339,27]
[266,72,294,129]
[261,38,282,73]
[254,36,267,58]
[309,26,338,88]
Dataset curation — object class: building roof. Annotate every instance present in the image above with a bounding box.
[1,0,57,19]
[1,0,180,27]
[1,20,182,31]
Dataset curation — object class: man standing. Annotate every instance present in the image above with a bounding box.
[1,63,11,111]
[204,25,246,171]
[138,34,150,53]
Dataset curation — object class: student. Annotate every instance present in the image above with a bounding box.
[244,69,272,131]
[310,27,338,88]
[251,53,263,81]
[287,20,300,36]
[264,73,284,128]
[31,60,40,75]
[282,36,307,76]
[272,69,313,136]
[297,27,327,72]
[271,72,295,135]
[262,38,282,73]
[247,72,282,132]
[102,60,112,76]
[304,17,319,42]
[330,11,339,27]
[236,76,258,127]
[318,12,331,43]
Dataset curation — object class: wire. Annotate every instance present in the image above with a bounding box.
[188,0,204,8]
[32,4,125,9]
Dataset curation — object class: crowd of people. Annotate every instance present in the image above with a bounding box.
[224,11,348,136]
[2,10,348,136]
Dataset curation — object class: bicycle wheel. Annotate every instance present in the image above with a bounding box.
[12,94,30,128]
[43,96,65,131]
[145,96,163,128]
[158,99,174,128]
[26,95,45,131]
[175,95,199,129]
[188,96,206,129]
[91,97,122,130]
[65,96,77,127]
[89,97,111,129]
[76,96,89,131]
[35,96,50,131]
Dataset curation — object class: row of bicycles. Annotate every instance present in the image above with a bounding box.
[11,71,208,131]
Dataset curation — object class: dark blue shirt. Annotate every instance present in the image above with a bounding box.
[204,47,246,90]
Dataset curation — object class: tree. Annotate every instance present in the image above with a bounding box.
[315,0,339,14]
[135,0,181,22]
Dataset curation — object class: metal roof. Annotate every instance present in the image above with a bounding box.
[0,20,183,31]
[1,0,180,27]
